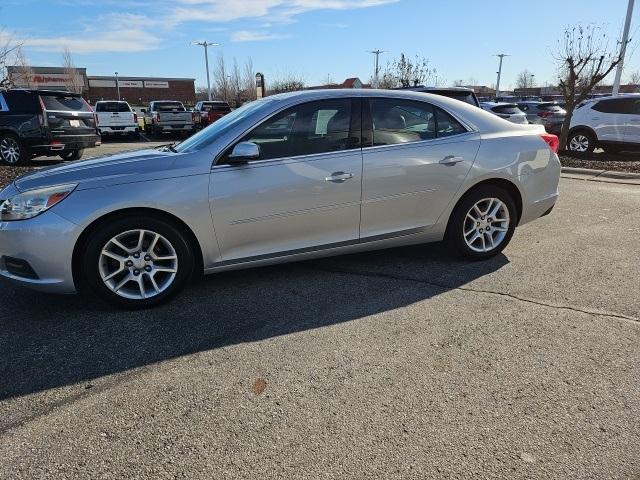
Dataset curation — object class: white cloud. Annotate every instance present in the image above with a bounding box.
[231,30,290,42]
[22,29,161,53]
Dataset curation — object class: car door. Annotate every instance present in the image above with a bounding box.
[360,97,480,238]
[209,98,363,262]
[623,97,640,144]
[591,98,632,142]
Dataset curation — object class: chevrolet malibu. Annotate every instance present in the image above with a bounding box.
[0,90,561,308]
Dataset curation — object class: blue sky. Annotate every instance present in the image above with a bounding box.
[3,0,639,89]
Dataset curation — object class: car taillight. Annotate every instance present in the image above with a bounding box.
[538,111,552,118]
[133,113,137,123]
[155,112,161,122]
[95,114,99,125]
[192,112,196,123]
[540,133,559,153]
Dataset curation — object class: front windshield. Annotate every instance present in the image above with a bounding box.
[175,98,274,153]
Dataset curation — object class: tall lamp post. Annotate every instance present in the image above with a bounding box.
[369,49,386,88]
[193,41,220,101]
[494,53,510,99]
[115,71,120,101]
[612,0,635,96]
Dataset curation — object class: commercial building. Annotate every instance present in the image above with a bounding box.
[7,66,196,106]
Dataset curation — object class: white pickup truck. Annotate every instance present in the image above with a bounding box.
[94,101,139,138]
[143,101,194,137]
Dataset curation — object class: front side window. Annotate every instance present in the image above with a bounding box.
[231,99,354,161]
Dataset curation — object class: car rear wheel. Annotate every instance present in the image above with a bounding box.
[0,133,30,165]
[82,216,194,309]
[447,186,517,260]
[60,149,84,161]
[568,131,595,153]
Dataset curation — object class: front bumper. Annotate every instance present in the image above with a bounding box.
[0,211,80,293]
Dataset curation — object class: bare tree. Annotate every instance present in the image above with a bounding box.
[626,70,640,91]
[242,57,257,102]
[0,28,22,89]
[554,24,626,149]
[378,53,439,89]
[452,79,465,87]
[62,47,83,94]
[515,69,535,89]
[12,46,34,88]
[268,73,305,95]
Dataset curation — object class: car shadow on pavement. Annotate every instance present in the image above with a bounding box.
[0,242,508,402]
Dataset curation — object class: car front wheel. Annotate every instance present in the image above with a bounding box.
[447,186,517,260]
[82,216,195,309]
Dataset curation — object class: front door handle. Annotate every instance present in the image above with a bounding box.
[325,171,354,183]
[439,155,464,166]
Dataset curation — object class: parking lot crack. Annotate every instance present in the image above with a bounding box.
[308,265,640,324]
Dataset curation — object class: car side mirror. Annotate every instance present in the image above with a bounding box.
[227,142,260,164]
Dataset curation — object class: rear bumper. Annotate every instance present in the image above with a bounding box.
[28,133,100,155]
[99,126,138,135]
[0,211,79,294]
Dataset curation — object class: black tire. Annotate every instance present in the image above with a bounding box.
[567,130,596,153]
[81,216,195,309]
[446,185,517,260]
[0,132,30,165]
[59,149,84,161]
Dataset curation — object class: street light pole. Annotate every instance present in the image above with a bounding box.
[612,0,635,96]
[494,54,509,99]
[193,41,220,101]
[369,49,386,88]
[115,71,120,101]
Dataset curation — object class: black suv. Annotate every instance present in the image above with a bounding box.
[0,89,99,165]
[394,86,480,107]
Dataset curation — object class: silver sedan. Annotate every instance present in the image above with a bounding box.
[0,90,561,308]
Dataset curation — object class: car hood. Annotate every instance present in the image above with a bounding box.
[13,149,207,192]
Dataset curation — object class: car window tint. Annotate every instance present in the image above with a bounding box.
[154,102,185,112]
[239,99,353,161]
[592,98,635,114]
[96,102,131,112]
[371,98,435,146]
[435,106,468,137]
[0,93,8,112]
[40,95,90,112]
[3,92,39,114]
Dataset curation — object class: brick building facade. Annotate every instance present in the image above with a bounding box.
[87,76,196,107]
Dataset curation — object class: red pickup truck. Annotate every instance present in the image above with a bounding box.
[194,101,231,129]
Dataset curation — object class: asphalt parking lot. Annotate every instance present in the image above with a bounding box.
[0,146,638,478]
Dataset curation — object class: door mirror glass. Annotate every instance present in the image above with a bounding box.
[228,141,260,163]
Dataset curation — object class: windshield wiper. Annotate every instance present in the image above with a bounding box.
[154,143,178,153]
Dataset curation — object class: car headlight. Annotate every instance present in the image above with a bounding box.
[0,184,77,221]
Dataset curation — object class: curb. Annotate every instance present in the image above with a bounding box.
[561,167,640,185]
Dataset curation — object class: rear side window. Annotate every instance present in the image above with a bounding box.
[95,102,131,112]
[0,93,8,112]
[435,107,467,137]
[491,104,521,115]
[2,91,39,114]
[371,98,436,146]
[592,98,636,114]
[40,94,91,112]
[154,102,185,112]
[537,103,563,112]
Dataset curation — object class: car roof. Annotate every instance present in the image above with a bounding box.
[583,93,640,103]
[395,86,475,93]
[480,101,519,107]
[4,88,82,97]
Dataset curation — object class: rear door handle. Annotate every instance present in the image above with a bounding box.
[325,171,354,183]
[439,155,464,166]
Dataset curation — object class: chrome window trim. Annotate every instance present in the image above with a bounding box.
[360,131,478,154]
[212,147,362,171]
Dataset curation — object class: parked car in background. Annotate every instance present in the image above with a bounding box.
[0,89,560,308]
[0,89,99,165]
[94,100,139,139]
[480,102,528,124]
[568,94,640,153]
[496,95,542,103]
[517,102,566,135]
[193,100,231,129]
[143,101,194,137]
[396,86,480,107]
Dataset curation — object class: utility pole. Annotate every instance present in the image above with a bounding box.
[193,41,220,101]
[369,49,386,88]
[612,0,635,96]
[494,53,509,99]
[115,71,120,101]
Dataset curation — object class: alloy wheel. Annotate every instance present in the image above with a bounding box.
[568,134,589,152]
[463,198,510,253]
[0,137,20,164]
[98,229,178,300]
